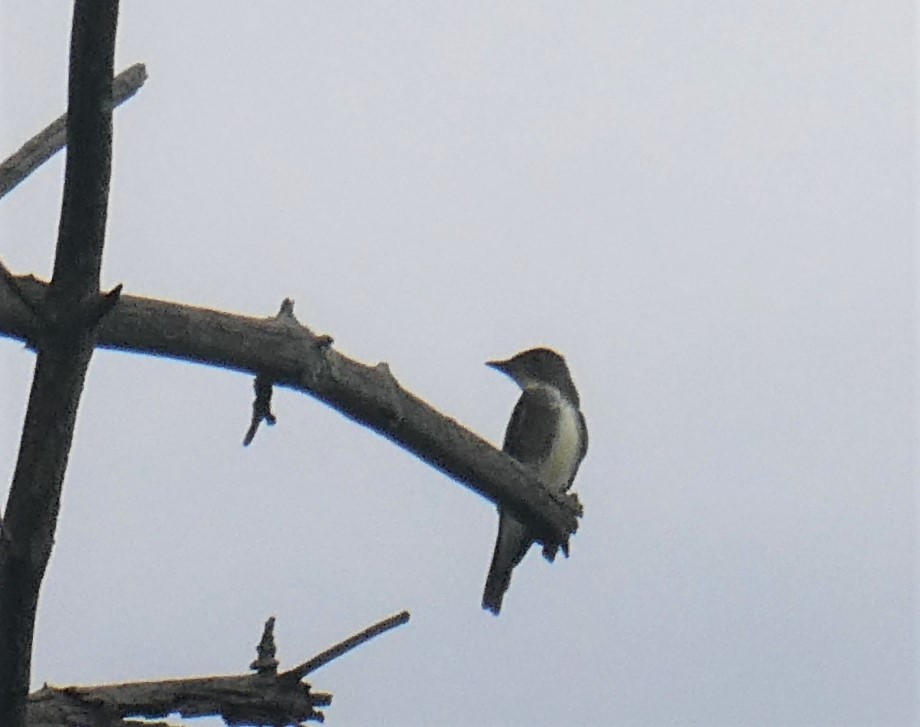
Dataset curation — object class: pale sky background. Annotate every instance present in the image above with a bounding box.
[1,3,917,726]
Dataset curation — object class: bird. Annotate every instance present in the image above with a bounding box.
[482,347,588,615]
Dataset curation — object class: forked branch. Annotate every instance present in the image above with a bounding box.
[26,612,410,726]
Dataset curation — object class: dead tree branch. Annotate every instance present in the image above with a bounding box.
[0,63,146,200]
[24,613,409,727]
[0,3,121,726]
[0,277,583,553]
[288,610,410,679]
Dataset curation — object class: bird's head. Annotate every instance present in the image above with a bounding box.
[487,347,579,405]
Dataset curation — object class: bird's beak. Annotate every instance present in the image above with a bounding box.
[486,358,510,375]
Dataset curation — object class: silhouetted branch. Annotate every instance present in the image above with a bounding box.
[25,613,409,726]
[288,610,411,679]
[0,3,121,726]
[0,63,146,200]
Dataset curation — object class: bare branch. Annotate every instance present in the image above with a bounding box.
[0,63,146,201]
[24,612,409,726]
[287,610,411,679]
[0,4,120,726]
[0,276,584,550]
[27,674,329,727]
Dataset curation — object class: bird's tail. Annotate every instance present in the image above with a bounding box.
[482,512,530,615]
[482,558,512,615]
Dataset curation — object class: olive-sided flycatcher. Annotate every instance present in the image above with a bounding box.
[482,347,588,615]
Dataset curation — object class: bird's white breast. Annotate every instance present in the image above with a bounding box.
[535,386,582,492]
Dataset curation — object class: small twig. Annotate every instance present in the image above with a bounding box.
[0,259,43,320]
[285,611,411,681]
[243,373,276,446]
[277,297,298,322]
[276,298,334,348]
[243,298,336,445]
[249,616,279,674]
[242,301,290,446]
[95,283,123,318]
[375,361,406,425]
[64,283,124,330]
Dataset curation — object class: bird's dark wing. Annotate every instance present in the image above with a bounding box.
[502,387,560,464]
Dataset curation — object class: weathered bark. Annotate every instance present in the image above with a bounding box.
[22,613,408,727]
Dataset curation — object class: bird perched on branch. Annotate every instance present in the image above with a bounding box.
[482,347,588,615]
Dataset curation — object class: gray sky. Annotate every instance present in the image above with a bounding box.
[1,3,917,726]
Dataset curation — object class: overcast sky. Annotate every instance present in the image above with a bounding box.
[1,3,917,726]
